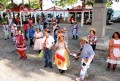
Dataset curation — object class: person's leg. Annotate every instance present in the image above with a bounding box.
[39,50,41,54]
[106,63,111,70]
[17,50,24,59]
[4,31,7,40]
[24,30,28,41]
[31,38,34,46]
[73,35,75,39]
[92,45,96,51]
[48,49,53,68]
[113,64,117,71]
[44,49,48,67]
[76,35,78,40]
[30,38,32,47]
[21,51,27,59]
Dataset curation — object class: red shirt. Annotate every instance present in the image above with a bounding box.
[24,24,28,31]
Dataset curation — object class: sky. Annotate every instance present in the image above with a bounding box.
[13,0,120,10]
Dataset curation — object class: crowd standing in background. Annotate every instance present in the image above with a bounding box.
[1,14,120,81]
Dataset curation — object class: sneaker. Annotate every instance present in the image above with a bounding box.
[44,65,48,68]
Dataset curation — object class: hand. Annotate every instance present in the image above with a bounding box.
[85,58,89,63]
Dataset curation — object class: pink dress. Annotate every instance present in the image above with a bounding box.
[34,32,43,50]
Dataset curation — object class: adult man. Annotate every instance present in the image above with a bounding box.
[43,29,54,68]
[76,37,95,81]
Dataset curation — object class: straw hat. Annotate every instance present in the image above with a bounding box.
[89,27,96,32]
[81,37,89,43]
[2,21,7,24]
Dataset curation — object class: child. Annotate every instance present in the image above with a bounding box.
[2,21,9,40]
[63,27,68,43]
[29,25,35,47]
[11,24,17,42]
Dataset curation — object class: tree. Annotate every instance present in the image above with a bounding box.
[6,3,18,9]
[51,0,78,8]
[0,0,10,8]
[28,0,40,9]
[86,0,113,7]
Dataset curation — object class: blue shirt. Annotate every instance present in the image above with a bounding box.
[29,28,35,38]
[81,44,95,59]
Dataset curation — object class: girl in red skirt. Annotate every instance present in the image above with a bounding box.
[16,29,27,59]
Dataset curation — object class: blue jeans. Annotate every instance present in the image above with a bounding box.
[54,34,57,43]
[24,30,28,41]
[44,49,53,67]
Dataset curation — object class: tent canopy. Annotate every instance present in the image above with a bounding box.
[46,6,62,11]
[6,4,35,12]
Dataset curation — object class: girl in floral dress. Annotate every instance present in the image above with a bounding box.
[87,28,97,50]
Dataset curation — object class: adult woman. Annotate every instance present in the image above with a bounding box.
[16,29,27,59]
[34,28,43,53]
[54,34,71,74]
[87,28,97,50]
[106,32,120,71]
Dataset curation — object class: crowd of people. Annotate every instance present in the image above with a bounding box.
[2,16,120,81]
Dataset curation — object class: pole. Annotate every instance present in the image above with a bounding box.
[34,12,37,25]
[64,12,65,21]
[81,11,84,27]
[81,0,86,27]
[20,12,22,27]
[88,11,91,20]
[11,0,15,22]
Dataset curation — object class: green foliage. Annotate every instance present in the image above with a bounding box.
[29,0,40,9]
[53,0,78,8]
[6,3,18,9]
[86,1,93,6]
[0,0,10,7]
[0,18,8,24]
[106,0,113,7]
[85,0,113,7]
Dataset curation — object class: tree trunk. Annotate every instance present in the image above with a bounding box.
[11,0,15,21]
[29,0,30,8]
[39,0,43,10]
[22,0,24,4]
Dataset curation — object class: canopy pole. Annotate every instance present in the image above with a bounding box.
[81,11,84,27]
[34,12,37,25]
[30,12,32,18]
[75,12,77,21]
[7,12,9,23]
[0,12,3,19]
[88,11,91,20]
[23,12,25,21]
[64,12,65,21]
[20,12,22,27]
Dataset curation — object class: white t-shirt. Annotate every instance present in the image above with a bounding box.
[43,35,54,49]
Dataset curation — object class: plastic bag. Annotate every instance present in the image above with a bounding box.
[39,50,44,59]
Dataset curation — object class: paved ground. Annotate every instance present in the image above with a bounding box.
[0,23,120,81]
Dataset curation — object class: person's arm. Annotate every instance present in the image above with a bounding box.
[54,43,57,55]
[108,40,113,57]
[85,45,95,62]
